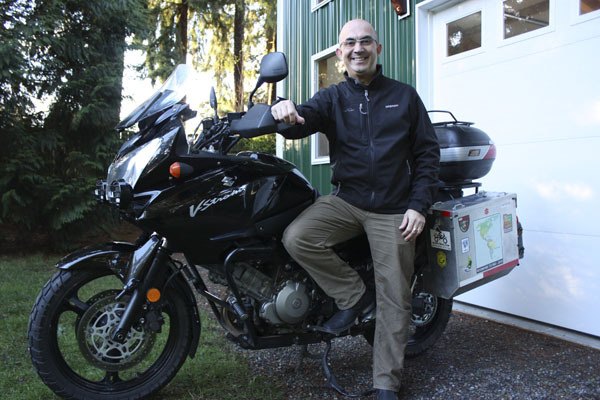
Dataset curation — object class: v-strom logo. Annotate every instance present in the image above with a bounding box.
[189,186,246,217]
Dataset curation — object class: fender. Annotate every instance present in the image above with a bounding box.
[56,241,201,358]
[57,241,137,274]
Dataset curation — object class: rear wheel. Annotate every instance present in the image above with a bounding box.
[405,293,452,357]
[362,290,452,358]
[28,267,194,400]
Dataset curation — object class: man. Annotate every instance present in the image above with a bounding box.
[272,19,440,400]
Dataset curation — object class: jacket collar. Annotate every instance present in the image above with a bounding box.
[344,65,384,90]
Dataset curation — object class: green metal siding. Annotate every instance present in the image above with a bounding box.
[279,0,421,194]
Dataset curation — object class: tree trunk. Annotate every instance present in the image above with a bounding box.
[176,0,189,64]
[264,12,276,104]
[233,0,245,111]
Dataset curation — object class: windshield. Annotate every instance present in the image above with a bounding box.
[116,64,195,130]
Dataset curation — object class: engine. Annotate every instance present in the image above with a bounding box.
[229,262,312,326]
[259,280,310,325]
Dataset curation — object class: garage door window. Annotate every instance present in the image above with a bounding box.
[503,0,550,39]
[580,0,600,15]
[447,12,482,57]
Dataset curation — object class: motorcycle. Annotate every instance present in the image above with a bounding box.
[28,52,524,399]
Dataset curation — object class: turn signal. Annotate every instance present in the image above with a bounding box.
[169,162,193,179]
[146,288,161,303]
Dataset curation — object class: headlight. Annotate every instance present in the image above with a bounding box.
[95,180,108,202]
[107,179,133,209]
[107,127,179,188]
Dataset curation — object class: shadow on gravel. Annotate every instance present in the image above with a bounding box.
[238,312,600,399]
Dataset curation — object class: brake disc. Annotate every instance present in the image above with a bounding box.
[76,290,156,371]
[411,292,438,327]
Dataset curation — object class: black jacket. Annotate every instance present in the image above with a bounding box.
[281,67,440,215]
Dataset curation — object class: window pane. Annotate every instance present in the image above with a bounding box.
[318,56,345,90]
[314,54,344,159]
[316,133,329,158]
[503,0,549,39]
[447,12,482,57]
[580,0,600,15]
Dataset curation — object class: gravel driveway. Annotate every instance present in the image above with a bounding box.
[235,311,600,399]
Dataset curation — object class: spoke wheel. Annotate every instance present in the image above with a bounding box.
[405,294,452,358]
[29,267,194,400]
[411,292,438,327]
[76,290,156,371]
[362,290,452,358]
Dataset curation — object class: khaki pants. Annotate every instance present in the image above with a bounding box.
[282,195,415,391]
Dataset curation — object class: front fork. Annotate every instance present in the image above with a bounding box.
[111,233,172,343]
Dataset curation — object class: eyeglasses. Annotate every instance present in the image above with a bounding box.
[339,37,376,49]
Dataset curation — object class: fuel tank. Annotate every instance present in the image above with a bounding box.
[136,152,316,263]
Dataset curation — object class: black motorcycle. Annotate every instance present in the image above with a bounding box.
[28,52,523,399]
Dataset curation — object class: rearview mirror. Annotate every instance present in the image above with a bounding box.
[258,52,288,84]
[247,52,289,109]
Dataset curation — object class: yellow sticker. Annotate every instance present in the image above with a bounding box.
[437,251,447,268]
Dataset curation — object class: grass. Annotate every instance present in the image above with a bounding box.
[0,254,284,400]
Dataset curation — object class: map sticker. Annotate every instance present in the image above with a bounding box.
[474,213,504,273]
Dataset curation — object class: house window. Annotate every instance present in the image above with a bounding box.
[580,0,600,15]
[447,12,482,57]
[310,47,345,164]
[503,0,549,39]
[392,0,411,20]
[312,0,333,12]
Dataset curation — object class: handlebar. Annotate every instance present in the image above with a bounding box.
[230,103,295,138]
[191,103,294,154]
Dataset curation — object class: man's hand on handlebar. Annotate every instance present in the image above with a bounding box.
[271,100,305,125]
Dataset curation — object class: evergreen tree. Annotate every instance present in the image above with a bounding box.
[141,0,276,111]
[140,0,277,151]
[143,0,189,84]
[0,0,148,250]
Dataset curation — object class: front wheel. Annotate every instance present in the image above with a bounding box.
[28,267,195,400]
[362,292,452,358]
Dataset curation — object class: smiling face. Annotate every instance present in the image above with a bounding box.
[336,20,382,85]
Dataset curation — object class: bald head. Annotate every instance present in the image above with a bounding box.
[338,19,379,45]
[336,19,382,85]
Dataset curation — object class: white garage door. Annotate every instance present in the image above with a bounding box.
[418,0,600,336]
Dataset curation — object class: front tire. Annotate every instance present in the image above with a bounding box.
[28,267,194,400]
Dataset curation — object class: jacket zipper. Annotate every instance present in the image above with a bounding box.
[365,89,375,208]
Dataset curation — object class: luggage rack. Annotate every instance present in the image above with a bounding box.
[438,181,482,201]
[429,110,474,127]
[441,181,482,191]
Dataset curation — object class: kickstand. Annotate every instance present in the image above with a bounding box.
[321,340,375,398]
[295,344,321,372]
